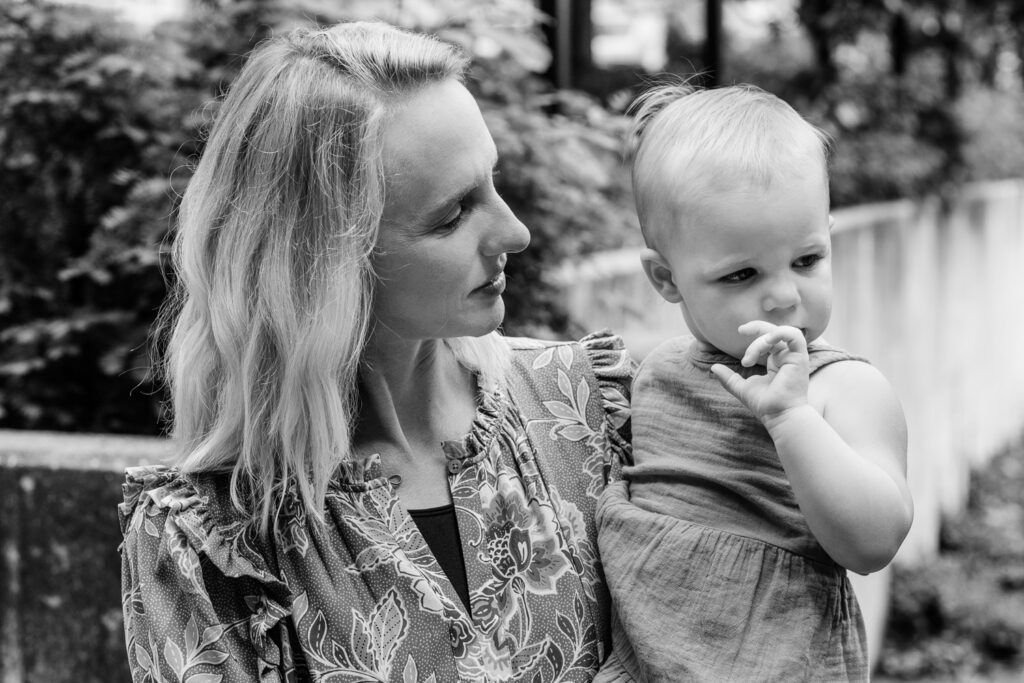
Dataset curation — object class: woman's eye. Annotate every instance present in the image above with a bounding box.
[719,268,756,284]
[436,203,467,233]
[793,254,822,269]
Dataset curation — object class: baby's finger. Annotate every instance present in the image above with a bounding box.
[737,321,776,367]
[762,325,807,353]
[740,332,782,367]
[770,325,808,355]
[737,320,775,338]
[742,326,808,367]
[711,363,746,401]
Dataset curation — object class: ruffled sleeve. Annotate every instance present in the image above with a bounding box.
[118,466,294,683]
[579,330,635,480]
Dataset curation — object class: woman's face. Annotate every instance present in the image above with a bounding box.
[373,80,530,341]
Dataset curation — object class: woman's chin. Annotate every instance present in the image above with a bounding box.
[429,308,506,341]
[468,304,506,338]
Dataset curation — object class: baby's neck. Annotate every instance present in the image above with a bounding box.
[694,338,736,359]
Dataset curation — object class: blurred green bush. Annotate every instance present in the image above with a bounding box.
[0,0,198,432]
[0,0,638,434]
[2,0,1024,435]
[878,441,1024,679]
[713,2,1024,208]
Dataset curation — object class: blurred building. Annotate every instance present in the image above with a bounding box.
[591,0,670,72]
[56,0,187,28]
[546,0,806,95]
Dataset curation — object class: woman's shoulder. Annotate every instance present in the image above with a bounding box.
[501,330,633,459]
[119,464,234,532]
[503,329,633,378]
[119,464,284,590]
[503,331,632,420]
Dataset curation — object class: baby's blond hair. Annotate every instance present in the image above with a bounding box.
[628,83,831,250]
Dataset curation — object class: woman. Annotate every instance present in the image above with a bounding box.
[119,21,633,682]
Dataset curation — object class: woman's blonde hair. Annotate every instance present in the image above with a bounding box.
[158,21,502,533]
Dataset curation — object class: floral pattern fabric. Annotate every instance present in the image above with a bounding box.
[119,332,633,683]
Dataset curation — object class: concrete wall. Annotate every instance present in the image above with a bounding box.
[0,431,169,683]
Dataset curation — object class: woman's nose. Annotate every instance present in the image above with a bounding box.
[484,198,531,256]
[762,277,801,311]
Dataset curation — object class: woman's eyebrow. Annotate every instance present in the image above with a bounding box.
[421,153,499,219]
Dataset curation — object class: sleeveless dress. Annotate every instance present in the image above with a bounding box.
[595,336,868,682]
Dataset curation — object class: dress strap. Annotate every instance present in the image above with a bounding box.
[807,340,869,375]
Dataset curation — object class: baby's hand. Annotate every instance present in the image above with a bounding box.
[710,321,811,423]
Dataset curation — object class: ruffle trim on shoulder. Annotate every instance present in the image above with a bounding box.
[120,465,295,673]
[579,330,634,447]
[121,465,287,589]
[579,329,634,377]
[460,385,512,462]
[503,330,633,441]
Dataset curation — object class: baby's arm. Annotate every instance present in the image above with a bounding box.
[711,321,913,574]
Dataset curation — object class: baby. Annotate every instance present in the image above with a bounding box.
[596,84,914,681]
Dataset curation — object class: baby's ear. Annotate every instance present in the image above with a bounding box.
[828,214,836,231]
[640,248,683,304]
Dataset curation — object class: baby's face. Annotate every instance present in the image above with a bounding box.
[661,169,833,360]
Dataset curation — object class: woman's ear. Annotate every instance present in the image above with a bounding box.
[640,248,683,304]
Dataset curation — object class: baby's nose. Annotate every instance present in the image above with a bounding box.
[762,278,800,311]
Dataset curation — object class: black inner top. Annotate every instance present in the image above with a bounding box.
[408,503,471,612]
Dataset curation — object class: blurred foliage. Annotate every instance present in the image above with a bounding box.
[663,0,1024,207]
[0,0,199,432]
[472,67,637,338]
[3,0,1024,434]
[0,0,636,433]
[878,440,1024,680]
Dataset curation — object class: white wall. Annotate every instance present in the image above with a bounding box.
[557,179,1024,564]
[554,180,1024,662]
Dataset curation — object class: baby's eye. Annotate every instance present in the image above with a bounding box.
[719,268,756,284]
[793,254,823,269]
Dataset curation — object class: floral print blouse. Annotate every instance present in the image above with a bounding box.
[119,332,633,683]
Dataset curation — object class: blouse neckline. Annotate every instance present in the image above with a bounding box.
[331,385,510,490]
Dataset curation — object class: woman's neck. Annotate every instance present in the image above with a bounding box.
[355,336,478,508]
[361,336,455,409]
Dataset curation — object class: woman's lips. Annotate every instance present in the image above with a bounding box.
[472,271,505,296]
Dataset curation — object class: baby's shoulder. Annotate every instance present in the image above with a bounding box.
[808,345,899,416]
[807,340,868,374]
[812,355,891,392]
[638,335,696,369]
[808,346,907,447]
